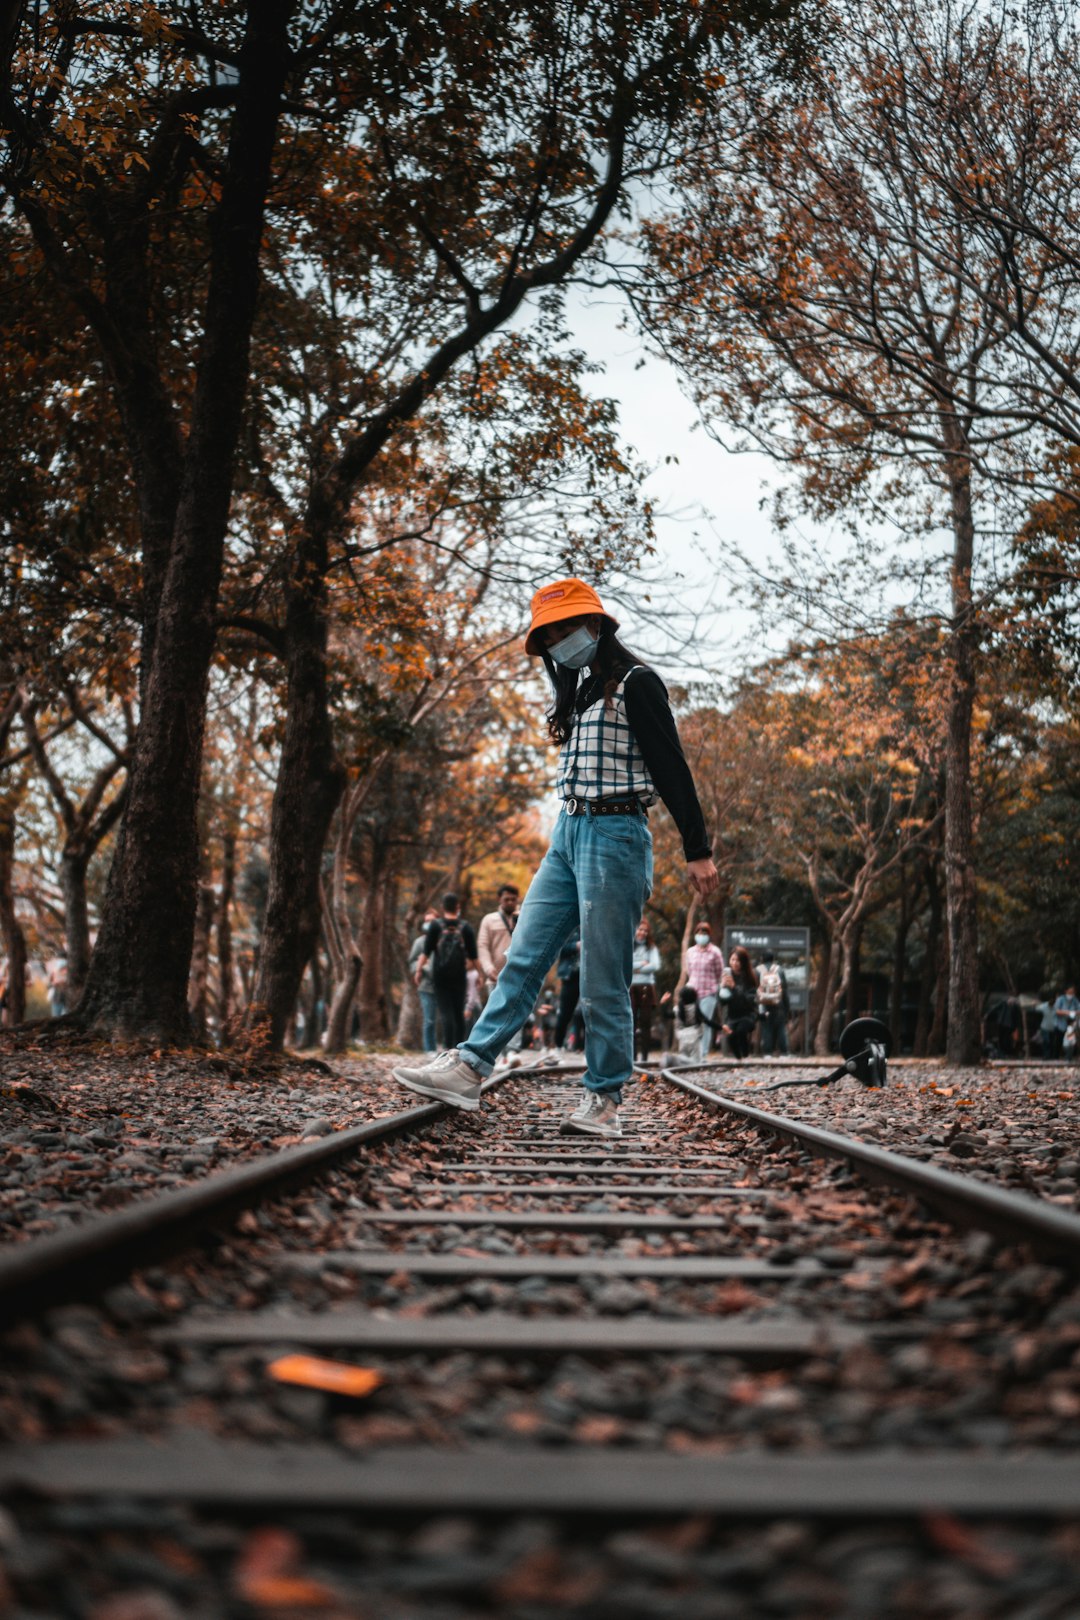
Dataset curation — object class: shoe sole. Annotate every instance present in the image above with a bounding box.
[559,1118,621,1137]
[392,1072,481,1112]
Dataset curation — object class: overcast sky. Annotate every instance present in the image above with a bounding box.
[562,286,797,675]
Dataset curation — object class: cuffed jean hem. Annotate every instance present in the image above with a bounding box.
[458,1051,493,1078]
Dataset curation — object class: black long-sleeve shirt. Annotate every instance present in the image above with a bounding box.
[573,667,712,862]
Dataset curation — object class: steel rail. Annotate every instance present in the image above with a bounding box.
[0,1066,538,1322]
[661,1067,1080,1262]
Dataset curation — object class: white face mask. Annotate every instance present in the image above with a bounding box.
[550,624,600,669]
[694,933,709,946]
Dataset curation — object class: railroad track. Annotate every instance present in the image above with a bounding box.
[4,1056,1080,1613]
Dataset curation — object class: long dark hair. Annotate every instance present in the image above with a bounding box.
[541,621,652,744]
[730,945,758,990]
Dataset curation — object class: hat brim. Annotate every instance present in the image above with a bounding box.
[525,606,619,656]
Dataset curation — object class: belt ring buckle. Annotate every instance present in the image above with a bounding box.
[565,796,579,816]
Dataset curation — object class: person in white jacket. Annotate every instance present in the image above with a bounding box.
[477,884,519,987]
[477,884,522,1055]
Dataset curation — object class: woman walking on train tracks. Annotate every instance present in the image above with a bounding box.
[631,919,662,1064]
[393,578,718,1137]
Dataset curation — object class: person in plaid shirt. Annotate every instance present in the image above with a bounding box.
[682,922,725,1060]
[394,577,718,1136]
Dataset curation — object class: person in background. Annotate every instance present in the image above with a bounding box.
[1036,993,1056,1060]
[553,928,581,1055]
[995,994,1022,1058]
[535,993,558,1050]
[756,949,789,1057]
[46,953,68,1019]
[413,894,480,1051]
[631,919,661,1063]
[478,883,524,1057]
[392,576,718,1136]
[721,944,758,1060]
[477,884,520,990]
[669,985,704,1061]
[407,909,439,1052]
[666,921,724,1061]
[1053,984,1080,1060]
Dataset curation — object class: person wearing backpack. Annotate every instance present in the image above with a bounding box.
[392,576,718,1135]
[413,893,480,1050]
[757,949,790,1057]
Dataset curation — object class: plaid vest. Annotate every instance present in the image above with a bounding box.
[557,668,657,803]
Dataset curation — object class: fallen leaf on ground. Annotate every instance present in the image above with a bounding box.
[233,1527,339,1608]
[267,1355,383,1397]
[922,1513,1019,1578]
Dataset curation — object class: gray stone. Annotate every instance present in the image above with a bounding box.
[300,1117,334,1138]
[273,1386,329,1426]
[815,1247,854,1269]
[606,1529,692,1577]
[103,1283,166,1325]
[408,1516,479,1558]
[593,1281,647,1315]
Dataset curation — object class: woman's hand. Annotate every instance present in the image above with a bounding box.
[687,857,719,898]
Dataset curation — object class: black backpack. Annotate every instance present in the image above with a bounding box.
[432,919,467,987]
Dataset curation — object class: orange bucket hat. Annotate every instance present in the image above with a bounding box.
[524,577,619,656]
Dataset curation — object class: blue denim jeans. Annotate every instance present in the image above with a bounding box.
[418,987,438,1052]
[460,808,653,1100]
[698,993,718,1060]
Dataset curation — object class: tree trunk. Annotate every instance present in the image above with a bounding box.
[74,2,292,1041]
[941,435,982,1064]
[395,897,425,1050]
[396,976,423,1050]
[217,827,235,1038]
[187,881,215,1040]
[324,949,362,1054]
[357,860,389,1041]
[249,515,346,1049]
[913,860,943,1056]
[60,847,93,1002]
[382,870,400,1033]
[0,810,26,1026]
[18,702,128,1007]
[296,948,323,1050]
[845,921,863,1028]
[929,909,950,1056]
[889,862,918,1055]
[813,932,843,1055]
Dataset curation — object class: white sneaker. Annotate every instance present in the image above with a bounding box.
[391,1050,482,1111]
[560,1091,621,1137]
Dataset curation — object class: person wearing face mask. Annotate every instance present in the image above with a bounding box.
[677,920,726,1060]
[393,576,718,1136]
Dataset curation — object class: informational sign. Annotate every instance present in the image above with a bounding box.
[723,925,812,1053]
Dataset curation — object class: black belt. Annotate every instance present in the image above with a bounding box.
[563,796,648,818]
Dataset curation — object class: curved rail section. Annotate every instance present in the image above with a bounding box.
[662,1066,1080,1263]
